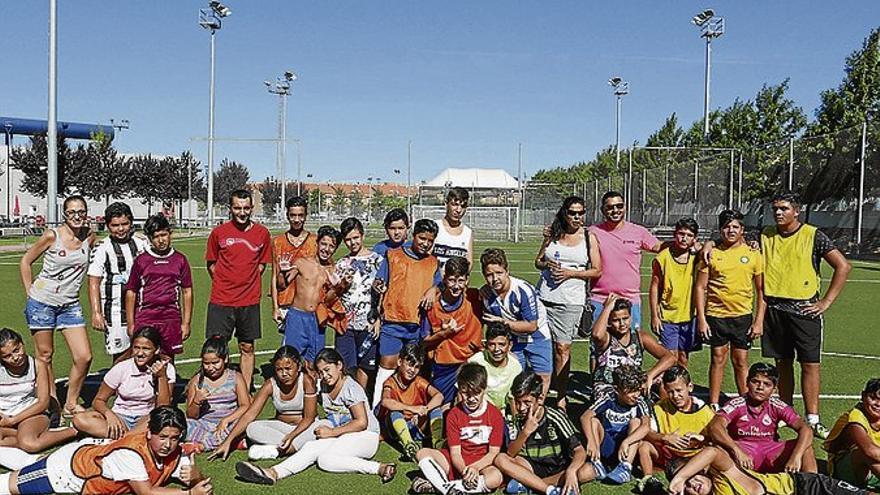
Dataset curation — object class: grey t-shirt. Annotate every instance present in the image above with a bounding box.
[321,376,379,434]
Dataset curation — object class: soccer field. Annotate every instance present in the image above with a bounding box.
[2,233,879,494]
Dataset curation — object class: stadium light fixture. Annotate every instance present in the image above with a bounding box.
[199,1,231,225]
[608,76,629,171]
[266,70,298,217]
[692,8,724,142]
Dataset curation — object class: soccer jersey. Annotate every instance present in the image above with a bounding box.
[433,220,472,267]
[719,395,800,455]
[467,351,522,410]
[88,235,149,330]
[372,239,406,258]
[700,244,763,318]
[377,246,441,325]
[446,401,505,465]
[421,288,483,364]
[709,468,795,495]
[589,222,659,303]
[481,276,551,344]
[336,252,383,331]
[125,248,192,317]
[381,374,431,421]
[825,404,880,463]
[761,225,835,316]
[508,406,581,471]
[651,397,714,457]
[273,231,317,308]
[205,221,272,307]
[654,248,696,324]
[591,393,650,442]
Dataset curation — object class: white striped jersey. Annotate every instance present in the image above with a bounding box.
[87,235,149,329]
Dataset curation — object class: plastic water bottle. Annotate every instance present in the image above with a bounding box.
[553,250,561,264]
[357,331,375,360]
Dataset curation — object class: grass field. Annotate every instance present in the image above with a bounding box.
[1,232,879,494]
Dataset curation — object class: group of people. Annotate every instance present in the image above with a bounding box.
[0,184,870,495]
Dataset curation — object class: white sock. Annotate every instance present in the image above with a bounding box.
[807,414,820,425]
[419,457,452,494]
[453,476,489,494]
[372,366,396,410]
[545,487,557,495]
[0,447,39,470]
[0,473,10,495]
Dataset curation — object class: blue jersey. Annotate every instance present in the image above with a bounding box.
[590,393,650,442]
[372,239,408,258]
[480,276,551,344]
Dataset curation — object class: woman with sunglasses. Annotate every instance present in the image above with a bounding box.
[535,196,602,410]
[20,195,96,418]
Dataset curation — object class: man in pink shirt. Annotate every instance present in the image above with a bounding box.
[589,191,664,329]
[707,362,817,473]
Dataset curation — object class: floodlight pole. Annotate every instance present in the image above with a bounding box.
[857,121,867,249]
[47,0,58,224]
[693,11,724,142]
[200,2,231,225]
[266,72,295,217]
[702,36,712,141]
[407,140,412,218]
[516,142,522,243]
[615,94,622,169]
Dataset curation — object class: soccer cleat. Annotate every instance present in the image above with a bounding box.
[247,444,280,460]
[505,479,529,494]
[811,422,831,440]
[590,460,608,481]
[547,487,563,495]
[637,475,663,493]
[605,462,633,484]
[235,461,275,485]
[410,476,436,494]
[403,441,420,462]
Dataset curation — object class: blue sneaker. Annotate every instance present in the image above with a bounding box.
[590,460,608,481]
[606,462,633,485]
[505,479,529,494]
[547,487,563,495]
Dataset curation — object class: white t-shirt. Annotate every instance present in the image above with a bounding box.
[432,219,472,267]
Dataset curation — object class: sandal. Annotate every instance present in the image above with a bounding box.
[235,461,276,485]
[379,463,397,484]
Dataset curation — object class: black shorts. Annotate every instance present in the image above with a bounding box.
[762,306,823,363]
[705,315,752,350]
[525,458,567,479]
[793,472,870,495]
[206,303,262,343]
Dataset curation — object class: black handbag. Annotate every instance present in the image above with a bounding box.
[576,230,595,339]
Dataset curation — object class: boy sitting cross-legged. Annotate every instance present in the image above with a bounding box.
[579,364,651,485]
[412,363,505,495]
[494,371,590,495]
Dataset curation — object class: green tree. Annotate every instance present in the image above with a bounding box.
[213,159,250,208]
[261,178,282,216]
[10,135,76,197]
[331,185,346,214]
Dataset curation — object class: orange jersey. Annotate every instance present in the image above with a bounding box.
[423,288,483,364]
[71,432,181,495]
[382,248,439,324]
[274,232,318,307]
[381,374,431,421]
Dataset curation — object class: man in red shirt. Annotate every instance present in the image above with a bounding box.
[205,189,272,389]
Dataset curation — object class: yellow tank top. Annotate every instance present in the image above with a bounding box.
[825,404,880,463]
[652,398,715,456]
[654,249,696,324]
[711,469,794,495]
[761,224,820,300]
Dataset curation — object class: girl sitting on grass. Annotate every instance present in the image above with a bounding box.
[183,337,251,453]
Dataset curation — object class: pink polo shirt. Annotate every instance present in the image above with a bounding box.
[104,358,176,418]
[589,222,659,303]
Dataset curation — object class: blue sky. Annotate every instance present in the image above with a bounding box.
[2,2,876,185]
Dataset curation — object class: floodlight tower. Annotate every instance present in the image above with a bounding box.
[608,77,629,170]
[199,0,232,225]
[692,9,724,142]
[265,70,297,218]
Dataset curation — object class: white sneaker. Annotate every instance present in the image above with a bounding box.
[248,444,280,460]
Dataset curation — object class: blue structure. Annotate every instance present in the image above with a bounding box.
[1,117,114,140]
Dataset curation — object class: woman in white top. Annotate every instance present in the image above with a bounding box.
[433,187,474,268]
[19,195,96,418]
[535,196,602,410]
[0,328,77,453]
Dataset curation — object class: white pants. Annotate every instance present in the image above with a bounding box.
[272,431,380,479]
[246,419,327,452]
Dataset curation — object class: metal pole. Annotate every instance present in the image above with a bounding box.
[737,153,743,210]
[296,139,302,196]
[4,129,11,220]
[279,93,287,215]
[626,148,632,220]
[788,138,794,191]
[593,180,599,223]
[693,158,699,214]
[857,121,867,249]
[663,163,669,226]
[728,149,734,209]
[407,140,412,219]
[615,95,622,170]
[47,0,58,225]
[206,29,217,225]
[641,168,647,224]
[187,156,192,224]
[702,37,712,141]
[516,142,522,243]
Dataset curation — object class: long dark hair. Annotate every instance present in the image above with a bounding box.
[197,336,230,387]
[549,196,585,242]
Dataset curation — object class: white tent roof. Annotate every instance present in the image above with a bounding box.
[423,168,519,190]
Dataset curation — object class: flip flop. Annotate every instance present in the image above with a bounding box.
[235,461,276,485]
[379,463,397,484]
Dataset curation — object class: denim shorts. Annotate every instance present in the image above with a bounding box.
[24,297,86,331]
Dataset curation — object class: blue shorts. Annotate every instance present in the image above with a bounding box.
[283,307,324,363]
[591,300,642,330]
[512,338,552,374]
[16,456,53,495]
[379,323,420,358]
[336,329,377,371]
[660,320,701,352]
[24,297,86,331]
[115,412,141,430]
[431,363,461,404]
[600,429,627,468]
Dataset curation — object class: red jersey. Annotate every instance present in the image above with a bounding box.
[422,288,483,364]
[380,374,431,421]
[446,401,505,466]
[205,221,272,307]
[273,231,317,307]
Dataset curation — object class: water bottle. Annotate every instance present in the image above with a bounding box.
[357,331,375,360]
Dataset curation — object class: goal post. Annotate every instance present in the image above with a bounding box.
[411,205,520,242]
